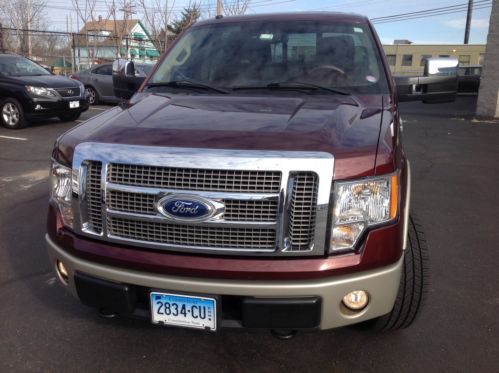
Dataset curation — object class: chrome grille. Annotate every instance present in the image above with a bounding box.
[85,161,103,233]
[107,190,156,215]
[106,190,279,222]
[107,217,276,250]
[288,172,319,251]
[107,164,281,193]
[75,143,333,257]
[56,87,81,97]
[223,200,278,222]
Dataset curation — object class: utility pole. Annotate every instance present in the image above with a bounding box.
[28,0,32,57]
[464,0,474,44]
[217,0,222,16]
[120,1,137,60]
[0,23,4,53]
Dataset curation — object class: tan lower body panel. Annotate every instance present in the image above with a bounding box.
[46,234,403,330]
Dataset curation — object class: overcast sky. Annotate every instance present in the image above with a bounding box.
[47,0,492,44]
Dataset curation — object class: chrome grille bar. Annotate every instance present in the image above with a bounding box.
[288,172,319,251]
[85,161,103,234]
[107,189,279,222]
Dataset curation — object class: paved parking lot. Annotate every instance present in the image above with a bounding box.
[0,98,498,372]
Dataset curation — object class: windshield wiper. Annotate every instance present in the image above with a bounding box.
[233,81,350,96]
[146,80,229,94]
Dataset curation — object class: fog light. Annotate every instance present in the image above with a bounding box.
[342,290,369,311]
[56,260,69,284]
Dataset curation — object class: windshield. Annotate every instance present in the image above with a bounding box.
[149,20,388,94]
[0,56,51,77]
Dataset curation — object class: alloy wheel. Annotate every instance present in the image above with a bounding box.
[86,87,96,105]
[2,102,20,127]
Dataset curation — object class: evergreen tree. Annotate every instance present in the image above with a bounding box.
[168,4,201,36]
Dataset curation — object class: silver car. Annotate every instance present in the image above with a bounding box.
[70,62,154,105]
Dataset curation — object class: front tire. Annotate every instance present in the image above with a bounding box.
[58,112,82,122]
[1,98,26,129]
[85,86,99,105]
[362,215,429,331]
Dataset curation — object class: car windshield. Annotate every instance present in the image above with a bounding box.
[0,56,51,76]
[148,20,388,94]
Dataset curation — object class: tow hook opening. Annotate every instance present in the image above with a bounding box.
[98,308,119,319]
[271,329,297,340]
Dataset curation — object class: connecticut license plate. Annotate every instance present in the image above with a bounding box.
[150,292,217,331]
[69,101,80,109]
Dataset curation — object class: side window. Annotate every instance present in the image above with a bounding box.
[458,55,471,65]
[386,54,396,66]
[94,65,112,75]
[401,54,413,67]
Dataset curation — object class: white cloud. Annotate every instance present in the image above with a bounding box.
[444,18,490,29]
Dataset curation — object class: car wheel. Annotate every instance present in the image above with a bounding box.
[58,112,82,122]
[85,87,99,105]
[1,98,26,129]
[360,215,429,331]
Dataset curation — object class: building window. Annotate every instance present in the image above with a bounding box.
[459,55,471,65]
[420,54,432,66]
[386,54,396,66]
[402,54,413,66]
[479,53,485,65]
[439,54,450,58]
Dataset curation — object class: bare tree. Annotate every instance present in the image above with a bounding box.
[0,0,47,56]
[222,0,250,16]
[137,0,176,53]
[72,0,99,66]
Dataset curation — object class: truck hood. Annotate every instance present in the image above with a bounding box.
[57,93,389,179]
[9,74,80,88]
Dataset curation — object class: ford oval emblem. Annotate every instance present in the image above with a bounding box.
[157,195,224,222]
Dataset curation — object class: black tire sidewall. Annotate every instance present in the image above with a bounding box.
[0,98,26,129]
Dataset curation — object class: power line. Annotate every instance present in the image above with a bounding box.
[371,0,491,23]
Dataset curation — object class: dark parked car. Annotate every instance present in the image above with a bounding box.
[71,62,154,105]
[48,12,433,336]
[0,53,88,129]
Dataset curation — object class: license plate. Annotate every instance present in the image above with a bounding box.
[69,101,80,109]
[150,292,217,331]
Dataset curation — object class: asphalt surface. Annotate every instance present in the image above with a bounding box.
[0,98,498,372]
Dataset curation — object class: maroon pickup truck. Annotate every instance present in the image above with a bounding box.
[47,12,428,337]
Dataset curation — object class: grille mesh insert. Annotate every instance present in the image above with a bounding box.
[106,190,279,222]
[107,163,282,193]
[107,217,276,250]
[85,161,103,233]
[56,87,81,97]
[288,172,319,251]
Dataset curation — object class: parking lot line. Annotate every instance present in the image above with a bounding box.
[89,107,109,111]
[0,135,28,141]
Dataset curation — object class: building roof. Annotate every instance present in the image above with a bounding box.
[74,19,150,47]
[80,19,140,35]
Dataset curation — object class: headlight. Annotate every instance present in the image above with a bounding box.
[330,174,398,252]
[76,81,85,97]
[50,160,74,228]
[26,85,57,97]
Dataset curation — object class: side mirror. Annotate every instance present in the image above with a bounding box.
[112,59,145,100]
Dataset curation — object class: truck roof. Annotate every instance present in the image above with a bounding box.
[194,12,369,27]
